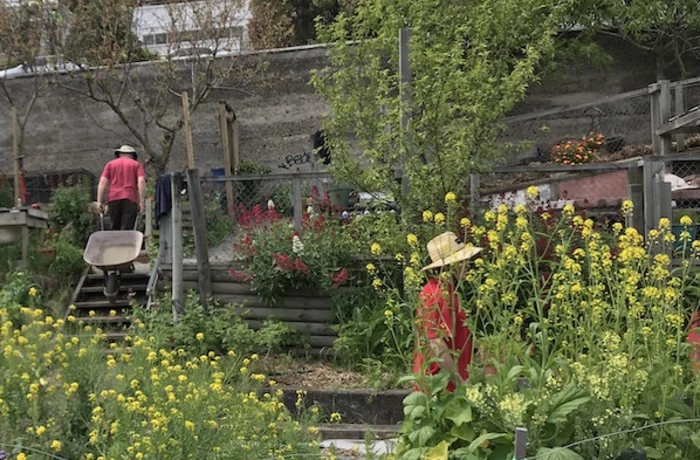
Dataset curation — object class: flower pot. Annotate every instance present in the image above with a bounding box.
[328,187,353,209]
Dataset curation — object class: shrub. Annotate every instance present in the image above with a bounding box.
[48,184,97,246]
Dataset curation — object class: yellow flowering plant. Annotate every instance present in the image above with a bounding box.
[393,200,700,459]
[0,294,322,460]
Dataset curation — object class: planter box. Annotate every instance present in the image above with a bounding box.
[557,169,629,208]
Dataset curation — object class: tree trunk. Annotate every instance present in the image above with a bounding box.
[656,48,666,81]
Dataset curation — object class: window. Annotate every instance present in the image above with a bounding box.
[155,33,167,45]
[142,34,155,45]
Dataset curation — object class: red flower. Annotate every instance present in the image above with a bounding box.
[273,253,295,272]
[331,267,350,287]
[229,269,252,283]
[294,258,311,275]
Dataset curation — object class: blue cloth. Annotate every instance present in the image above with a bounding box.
[155,173,172,228]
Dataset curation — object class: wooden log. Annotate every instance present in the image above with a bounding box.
[308,336,335,348]
[228,306,333,323]
[245,319,337,336]
[219,294,333,310]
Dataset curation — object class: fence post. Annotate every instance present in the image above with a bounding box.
[171,173,185,323]
[650,83,661,155]
[658,80,673,156]
[12,107,21,205]
[469,173,480,215]
[219,102,234,215]
[627,164,645,233]
[186,168,213,310]
[398,27,412,199]
[514,427,528,460]
[182,92,195,169]
[145,198,153,239]
[293,174,303,235]
[674,81,686,152]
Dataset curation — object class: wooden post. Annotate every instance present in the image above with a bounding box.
[650,83,661,155]
[171,173,185,322]
[514,427,528,460]
[293,175,303,235]
[145,197,153,239]
[231,110,240,174]
[182,92,195,169]
[643,158,656,236]
[469,173,480,215]
[219,102,234,215]
[659,80,673,156]
[627,165,645,233]
[675,81,686,152]
[12,107,21,205]
[186,168,213,309]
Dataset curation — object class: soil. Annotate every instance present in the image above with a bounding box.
[256,356,407,390]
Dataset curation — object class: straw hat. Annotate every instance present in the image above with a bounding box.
[114,145,138,159]
[421,232,483,271]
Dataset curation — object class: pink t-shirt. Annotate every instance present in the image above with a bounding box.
[101,156,146,203]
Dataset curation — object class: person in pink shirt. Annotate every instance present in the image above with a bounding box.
[96,145,147,230]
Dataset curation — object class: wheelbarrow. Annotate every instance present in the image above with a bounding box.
[83,213,143,303]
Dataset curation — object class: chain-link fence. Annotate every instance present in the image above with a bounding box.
[2,169,96,206]
[500,89,652,164]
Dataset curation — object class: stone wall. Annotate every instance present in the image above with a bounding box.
[0,36,686,179]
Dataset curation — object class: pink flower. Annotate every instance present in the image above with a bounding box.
[294,258,311,275]
[331,268,349,287]
[273,253,295,272]
[229,269,252,283]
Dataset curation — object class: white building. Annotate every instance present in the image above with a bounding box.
[133,0,252,57]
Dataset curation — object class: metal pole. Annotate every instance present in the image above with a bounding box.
[12,108,21,205]
[398,27,412,199]
[514,427,528,460]
[171,173,184,323]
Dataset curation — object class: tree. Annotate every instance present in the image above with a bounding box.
[594,0,700,79]
[0,0,67,166]
[312,0,579,211]
[248,0,355,50]
[57,0,261,174]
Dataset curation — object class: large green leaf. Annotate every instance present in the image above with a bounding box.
[426,441,449,460]
[535,447,584,460]
[445,398,473,426]
[451,424,476,442]
[547,385,590,424]
[468,433,509,453]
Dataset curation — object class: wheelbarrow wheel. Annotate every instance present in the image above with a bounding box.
[104,272,120,303]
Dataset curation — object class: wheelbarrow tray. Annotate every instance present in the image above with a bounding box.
[83,230,143,268]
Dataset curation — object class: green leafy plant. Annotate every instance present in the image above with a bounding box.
[48,183,97,247]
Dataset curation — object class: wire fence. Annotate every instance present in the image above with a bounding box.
[1,169,96,207]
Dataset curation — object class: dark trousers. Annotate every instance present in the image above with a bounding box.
[108,199,137,230]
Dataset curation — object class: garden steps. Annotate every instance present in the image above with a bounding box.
[68,271,150,341]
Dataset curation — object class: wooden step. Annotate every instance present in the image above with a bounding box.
[87,273,150,282]
[106,331,126,342]
[317,424,399,440]
[81,284,148,294]
[79,316,130,324]
[73,300,136,310]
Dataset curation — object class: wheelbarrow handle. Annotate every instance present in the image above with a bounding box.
[99,212,105,231]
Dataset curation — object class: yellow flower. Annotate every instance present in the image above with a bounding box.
[659,217,671,230]
[196,332,204,341]
[50,440,62,451]
[444,192,457,203]
[366,263,376,274]
[563,204,575,216]
[370,243,382,256]
[434,213,446,225]
[184,420,195,431]
[422,210,433,222]
[36,425,46,436]
[109,310,117,317]
[407,233,418,246]
[88,310,96,317]
[460,217,471,227]
[28,287,38,297]
[330,412,342,423]
[384,310,393,318]
[621,199,634,215]
[372,278,383,290]
[251,353,259,360]
[16,454,26,460]
[526,186,539,199]
[681,215,693,226]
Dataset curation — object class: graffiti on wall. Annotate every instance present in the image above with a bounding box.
[278,151,314,170]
